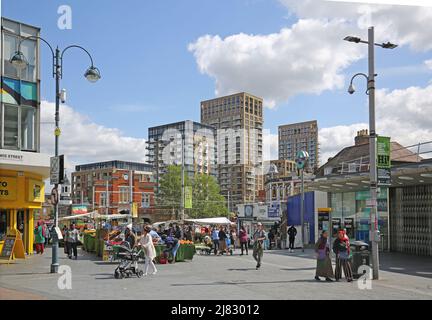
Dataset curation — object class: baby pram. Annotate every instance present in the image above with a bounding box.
[113,242,144,279]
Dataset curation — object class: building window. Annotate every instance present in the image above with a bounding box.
[3,34,19,78]
[142,193,151,208]
[119,186,130,204]
[21,106,35,150]
[100,192,107,207]
[20,39,37,82]
[3,104,19,149]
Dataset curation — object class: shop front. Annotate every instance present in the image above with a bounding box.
[0,150,50,256]
[329,188,390,251]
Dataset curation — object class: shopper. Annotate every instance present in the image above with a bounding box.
[333,229,353,282]
[124,227,137,249]
[252,223,266,270]
[63,225,69,256]
[230,228,237,251]
[139,226,157,276]
[268,229,275,250]
[218,226,228,255]
[211,227,219,255]
[43,222,50,246]
[67,224,79,260]
[287,225,297,252]
[314,230,334,282]
[239,226,249,256]
[34,221,45,254]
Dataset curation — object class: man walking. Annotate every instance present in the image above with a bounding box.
[211,227,219,255]
[287,225,297,253]
[252,223,266,270]
[67,224,79,260]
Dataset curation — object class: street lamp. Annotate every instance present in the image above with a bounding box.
[295,150,309,253]
[11,37,100,274]
[345,26,397,280]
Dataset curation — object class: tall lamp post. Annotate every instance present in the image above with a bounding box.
[344,26,397,280]
[11,38,101,274]
[296,150,309,253]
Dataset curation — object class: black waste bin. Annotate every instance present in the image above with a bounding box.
[350,241,370,279]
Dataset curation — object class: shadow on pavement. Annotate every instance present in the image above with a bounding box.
[170,279,337,287]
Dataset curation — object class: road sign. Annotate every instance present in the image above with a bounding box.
[378,168,391,186]
[50,155,64,185]
[54,127,61,137]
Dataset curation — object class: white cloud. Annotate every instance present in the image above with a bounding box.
[40,100,147,172]
[425,59,432,70]
[317,84,432,165]
[189,19,363,108]
[189,0,432,109]
[281,0,432,51]
[263,130,279,161]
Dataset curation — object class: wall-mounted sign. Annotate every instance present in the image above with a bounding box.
[28,179,44,202]
[0,177,17,201]
[244,205,253,218]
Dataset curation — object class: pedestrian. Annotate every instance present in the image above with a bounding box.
[211,227,219,255]
[164,235,180,263]
[230,228,237,251]
[287,225,297,252]
[63,225,69,256]
[314,230,334,282]
[175,225,183,240]
[239,226,249,256]
[333,229,353,282]
[43,223,50,246]
[252,223,266,270]
[67,223,79,260]
[218,226,228,255]
[34,221,45,254]
[124,227,137,249]
[139,226,157,276]
[185,226,193,242]
[268,229,275,250]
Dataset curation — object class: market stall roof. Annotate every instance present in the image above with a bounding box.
[95,214,131,220]
[152,220,183,228]
[185,217,235,225]
[59,211,99,221]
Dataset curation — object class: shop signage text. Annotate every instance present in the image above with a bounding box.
[0,177,17,200]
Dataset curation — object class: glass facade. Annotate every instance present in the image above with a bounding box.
[330,188,389,250]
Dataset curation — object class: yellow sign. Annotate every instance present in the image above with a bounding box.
[132,202,138,218]
[54,127,61,136]
[28,179,44,203]
[0,177,17,201]
[185,186,192,209]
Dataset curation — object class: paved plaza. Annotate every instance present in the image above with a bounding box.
[1,247,431,300]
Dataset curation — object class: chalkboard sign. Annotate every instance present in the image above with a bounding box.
[0,236,16,260]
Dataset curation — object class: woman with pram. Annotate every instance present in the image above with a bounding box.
[138,226,157,276]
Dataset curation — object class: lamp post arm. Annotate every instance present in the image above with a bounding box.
[60,45,95,78]
[17,35,55,77]
[349,73,370,95]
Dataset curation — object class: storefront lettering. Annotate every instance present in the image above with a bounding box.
[0,178,17,200]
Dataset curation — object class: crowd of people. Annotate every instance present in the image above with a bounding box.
[33,219,355,283]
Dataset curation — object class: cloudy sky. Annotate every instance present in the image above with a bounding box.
[3,0,432,169]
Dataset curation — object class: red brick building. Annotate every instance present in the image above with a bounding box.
[71,161,156,222]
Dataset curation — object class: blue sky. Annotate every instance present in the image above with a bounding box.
[2,0,432,165]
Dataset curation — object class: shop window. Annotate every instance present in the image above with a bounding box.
[0,210,8,241]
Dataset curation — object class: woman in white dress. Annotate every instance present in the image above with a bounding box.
[139,226,157,276]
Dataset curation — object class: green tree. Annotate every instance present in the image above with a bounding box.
[157,167,228,219]
[190,174,228,219]
[157,165,190,218]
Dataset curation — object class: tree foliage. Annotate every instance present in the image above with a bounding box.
[157,165,228,219]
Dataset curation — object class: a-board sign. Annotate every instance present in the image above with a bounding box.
[0,230,25,262]
[0,237,16,260]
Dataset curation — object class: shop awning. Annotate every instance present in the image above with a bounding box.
[59,211,99,221]
[185,217,235,225]
[95,214,131,220]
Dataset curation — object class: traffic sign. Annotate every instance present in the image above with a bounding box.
[50,155,64,185]
[54,127,61,137]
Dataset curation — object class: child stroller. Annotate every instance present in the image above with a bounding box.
[113,242,144,279]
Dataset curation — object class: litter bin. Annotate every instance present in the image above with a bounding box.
[350,241,370,279]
